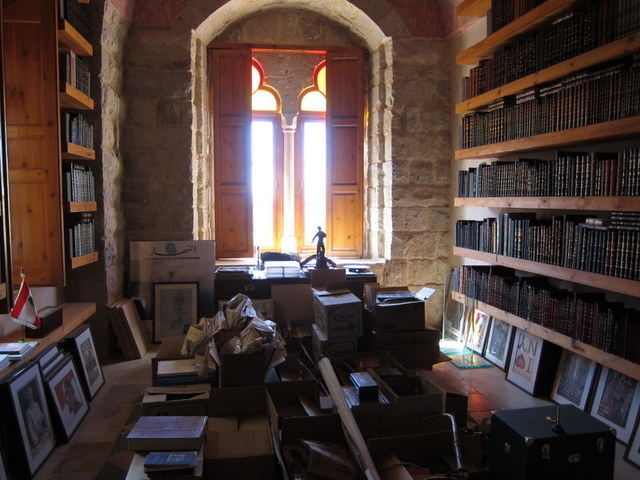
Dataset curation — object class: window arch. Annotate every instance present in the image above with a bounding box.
[252,60,281,112]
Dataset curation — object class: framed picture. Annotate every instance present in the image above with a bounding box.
[63,324,104,400]
[550,350,598,410]
[506,329,561,396]
[442,271,465,342]
[589,367,640,443]
[624,416,640,469]
[44,354,89,442]
[37,343,66,381]
[465,309,491,355]
[4,362,56,477]
[153,282,198,342]
[0,439,8,480]
[484,318,513,370]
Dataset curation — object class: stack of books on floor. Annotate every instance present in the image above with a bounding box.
[126,416,207,480]
[155,358,218,387]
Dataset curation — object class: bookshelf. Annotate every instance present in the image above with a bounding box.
[58,0,97,270]
[453,0,640,398]
[452,291,640,381]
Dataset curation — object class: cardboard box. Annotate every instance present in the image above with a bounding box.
[205,384,276,480]
[363,284,435,331]
[419,370,468,428]
[377,375,445,417]
[126,447,204,480]
[126,415,208,451]
[312,288,362,338]
[209,330,275,387]
[142,384,211,416]
[311,323,357,366]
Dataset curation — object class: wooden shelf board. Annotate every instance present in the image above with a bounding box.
[60,83,94,110]
[58,20,93,56]
[456,33,640,114]
[0,302,96,381]
[66,201,97,213]
[70,251,98,269]
[62,142,95,160]
[455,117,640,159]
[452,246,639,296]
[453,196,640,211]
[457,0,579,65]
[452,291,640,381]
[456,0,490,17]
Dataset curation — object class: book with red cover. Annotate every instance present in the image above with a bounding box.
[126,416,207,451]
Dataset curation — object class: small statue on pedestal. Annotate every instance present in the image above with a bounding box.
[301,226,335,269]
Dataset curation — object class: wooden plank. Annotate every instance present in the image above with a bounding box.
[66,201,97,213]
[60,83,94,110]
[457,0,579,65]
[455,117,640,159]
[62,142,95,160]
[58,19,93,56]
[70,251,99,269]
[0,302,96,381]
[453,196,640,211]
[456,0,490,17]
[456,33,640,113]
[452,246,640,296]
[452,292,640,381]
[318,358,381,480]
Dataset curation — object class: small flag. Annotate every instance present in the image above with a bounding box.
[10,272,41,329]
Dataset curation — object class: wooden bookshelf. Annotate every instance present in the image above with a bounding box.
[65,201,97,213]
[58,19,92,56]
[70,251,98,269]
[452,246,639,297]
[60,83,94,110]
[455,116,640,160]
[451,291,640,381]
[62,142,95,161]
[453,196,640,211]
[456,0,490,17]
[0,302,96,381]
[457,33,640,114]
[457,0,579,65]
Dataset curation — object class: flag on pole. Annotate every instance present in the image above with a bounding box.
[10,272,41,329]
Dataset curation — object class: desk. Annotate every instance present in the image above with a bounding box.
[0,302,96,381]
[214,270,377,310]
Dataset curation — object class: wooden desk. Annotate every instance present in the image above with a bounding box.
[0,302,96,381]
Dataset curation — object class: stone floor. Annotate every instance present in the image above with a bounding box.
[31,346,639,479]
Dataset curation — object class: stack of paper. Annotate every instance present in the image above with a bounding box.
[263,260,300,278]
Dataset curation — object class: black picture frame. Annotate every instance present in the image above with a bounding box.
[624,415,640,469]
[44,354,89,442]
[465,308,491,355]
[483,317,513,370]
[153,282,198,342]
[62,324,104,400]
[1,362,56,478]
[550,350,598,410]
[0,438,8,480]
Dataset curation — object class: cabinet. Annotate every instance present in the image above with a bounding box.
[453,2,640,380]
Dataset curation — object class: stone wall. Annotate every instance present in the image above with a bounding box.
[103,0,452,334]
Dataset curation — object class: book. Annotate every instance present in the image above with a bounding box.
[0,341,39,359]
[0,353,9,369]
[144,450,198,472]
[126,416,208,451]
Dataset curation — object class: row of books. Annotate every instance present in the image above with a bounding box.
[461,56,640,149]
[59,50,91,97]
[452,265,640,363]
[65,214,95,258]
[454,212,640,281]
[63,163,95,203]
[468,0,639,98]
[61,112,94,150]
[488,0,545,34]
[457,148,640,198]
[58,0,90,41]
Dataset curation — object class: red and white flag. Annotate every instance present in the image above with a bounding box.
[10,273,41,329]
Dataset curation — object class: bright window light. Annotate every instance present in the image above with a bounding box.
[302,120,326,243]
[252,120,275,247]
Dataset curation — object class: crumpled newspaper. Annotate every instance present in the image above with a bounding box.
[181,293,286,369]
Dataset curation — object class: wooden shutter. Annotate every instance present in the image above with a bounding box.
[210,48,253,258]
[326,50,364,257]
[3,0,64,286]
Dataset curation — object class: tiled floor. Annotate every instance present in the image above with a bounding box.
[30,347,639,479]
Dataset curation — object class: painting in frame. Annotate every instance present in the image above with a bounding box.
[5,362,56,477]
[589,367,640,443]
[44,354,89,442]
[64,324,104,400]
[484,317,513,370]
[465,309,491,355]
[624,416,640,469]
[153,282,198,342]
[506,329,545,395]
[550,350,598,410]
